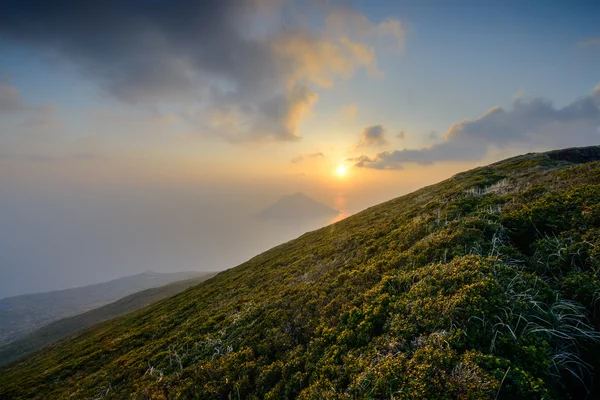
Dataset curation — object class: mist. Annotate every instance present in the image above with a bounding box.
[0,183,337,298]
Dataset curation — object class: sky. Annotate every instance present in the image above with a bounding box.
[1,0,599,297]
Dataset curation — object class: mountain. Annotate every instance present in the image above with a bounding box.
[258,192,339,219]
[0,273,217,367]
[0,271,206,346]
[2,146,600,399]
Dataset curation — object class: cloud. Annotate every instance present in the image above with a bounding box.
[291,152,324,164]
[325,9,404,53]
[0,82,27,113]
[578,37,600,49]
[0,82,62,136]
[0,1,404,142]
[346,154,395,169]
[358,124,388,147]
[354,85,600,170]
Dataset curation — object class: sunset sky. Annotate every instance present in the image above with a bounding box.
[1,0,599,296]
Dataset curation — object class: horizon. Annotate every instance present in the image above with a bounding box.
[1,0,600,297]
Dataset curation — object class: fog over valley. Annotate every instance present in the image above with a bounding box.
[0,184,345,297]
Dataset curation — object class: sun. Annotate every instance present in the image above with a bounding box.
[336,164,347,177]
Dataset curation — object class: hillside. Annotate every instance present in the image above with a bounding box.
[2,146,600,399]
[0,273,216,367]
[258,192,339,219]
[0,271,205,346]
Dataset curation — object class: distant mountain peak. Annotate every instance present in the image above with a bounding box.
[258,192,339,219]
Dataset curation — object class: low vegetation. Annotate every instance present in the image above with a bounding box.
[1,146,600,399]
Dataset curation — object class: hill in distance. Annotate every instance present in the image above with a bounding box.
[258,192,339,219]
[3,146,600,399]
[0,273,217,367]
[0,271,206,347]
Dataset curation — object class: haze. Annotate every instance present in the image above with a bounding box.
[1,0,599,297]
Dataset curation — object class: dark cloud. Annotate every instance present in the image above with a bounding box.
[355,85,600,170]
[0,1,266,100]
[358,124,388,147]
[291,152,324,163]
[0,1,403,142]
[0,0,285,139]
[346,154,394,169]
[427,131,440,141]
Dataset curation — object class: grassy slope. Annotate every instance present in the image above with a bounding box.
[2,146,600,399]
[0,273,216,367]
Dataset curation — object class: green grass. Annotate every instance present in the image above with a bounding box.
[2,146,600,399]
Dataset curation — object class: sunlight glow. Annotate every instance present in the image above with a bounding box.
[336,164,347,177]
